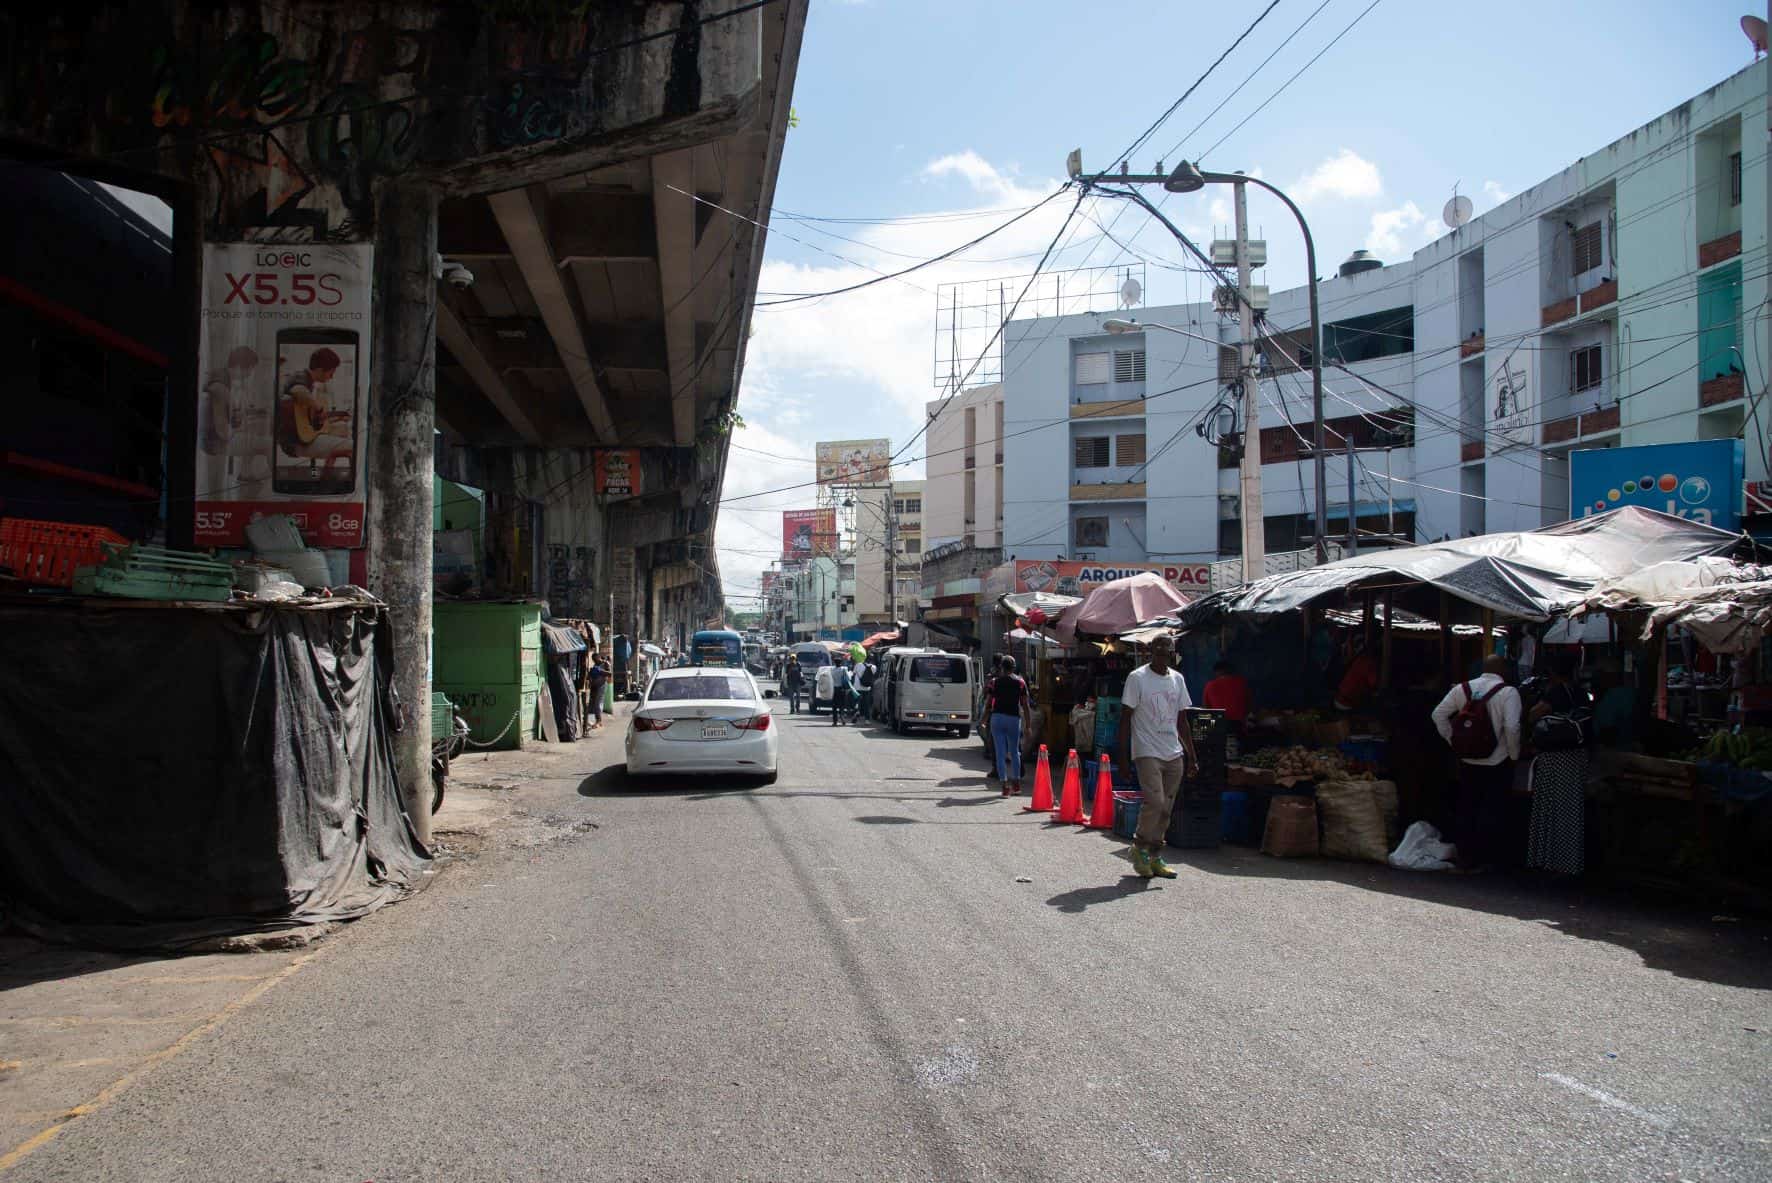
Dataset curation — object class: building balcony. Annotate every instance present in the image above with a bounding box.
[1699,231,1742,270]
[1459,333,1485,358]
[1070,481,1147,501]
[1579,278,1617,314]
[1701,372,1746,407]
[1070,399,1145,420]
[1460,438,1485,462]
[1542,402,1620,445]
[1541,296,1577,327]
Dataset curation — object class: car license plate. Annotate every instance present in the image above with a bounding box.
[702,724,728,739]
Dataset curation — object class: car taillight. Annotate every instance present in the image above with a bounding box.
[633,715,675,731]
[734,714,771,731]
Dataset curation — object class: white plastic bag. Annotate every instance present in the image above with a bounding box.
[1387,820,1457,871]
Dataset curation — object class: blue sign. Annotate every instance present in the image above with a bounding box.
[1569,440,1744,531]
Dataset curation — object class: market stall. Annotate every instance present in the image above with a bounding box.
[1147,508,1769,882]
[0,593,430,950]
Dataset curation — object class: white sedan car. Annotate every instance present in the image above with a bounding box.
[624,667,778,783]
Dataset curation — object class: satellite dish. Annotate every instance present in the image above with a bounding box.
[1119,276,1143,308]
[1443,194,1474,228]
[1744,14,1768,54]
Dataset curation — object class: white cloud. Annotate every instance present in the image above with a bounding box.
[1366,201,1437,257]
[1482,180,1511,208]
[1291,149,1383,202]
[723,152,1074,594]
[921,150,1026,201]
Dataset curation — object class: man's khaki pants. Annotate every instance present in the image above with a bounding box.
[1133,755,1184,852]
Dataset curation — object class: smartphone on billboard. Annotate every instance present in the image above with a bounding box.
[273,327,359,495]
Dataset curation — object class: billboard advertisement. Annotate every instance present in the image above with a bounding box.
[782,508,837,559]
[195,243,372,548]
[1013,559,1212,597]
[1570,440,1744,531]
[815,438,891,486]
[594,449,641,498]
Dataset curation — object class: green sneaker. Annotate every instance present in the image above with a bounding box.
[1146,852,1178,879]
[1128,847,1155,878]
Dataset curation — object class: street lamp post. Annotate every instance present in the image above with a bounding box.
[1073,156,1329,565]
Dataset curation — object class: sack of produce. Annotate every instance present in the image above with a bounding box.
[1369,779,1399,845]
[1315,780,1389,863]
[1261,796,1319,858]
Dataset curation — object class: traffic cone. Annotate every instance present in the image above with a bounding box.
[1086,754,1117,829]
[1022,745,1055,813]
[1052,749,1086,824]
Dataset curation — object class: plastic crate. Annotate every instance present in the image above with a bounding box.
[0,517,128,588]
[72,542,232,601]
[1184,708,1229,783]
[1166,798,1223,850]
[1111,792,1142,840]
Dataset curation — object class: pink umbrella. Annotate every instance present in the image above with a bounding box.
[1062,572,1193,640]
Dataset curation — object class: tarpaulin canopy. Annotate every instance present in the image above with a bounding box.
[541,621,588,654]
[1572,556,1772,654]
[1064,571,1193,639]
[997,590,1082,619]
[860,629,901,648]
[0,596,430,950]
[1177,508,1749,627]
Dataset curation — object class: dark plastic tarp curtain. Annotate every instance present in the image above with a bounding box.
[0,597,430,950]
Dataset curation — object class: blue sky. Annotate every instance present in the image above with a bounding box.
[720,0,1764,602]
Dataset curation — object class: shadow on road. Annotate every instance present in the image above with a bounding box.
[575,764,764,800]
[1046,877,1162,914]
[0,936,158,993]
[934,795,997,808]
[1175,845,1772,990]
[855,815,918,825]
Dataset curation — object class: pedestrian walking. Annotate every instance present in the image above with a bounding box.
[988,656,1032,796]
[856,657,876,721]
[1117,635,1198,878]
[831,659,853,726]
[1526,655,1590,875]
[1431,653,1523,872]
[587,654,610,729]
[783,655,804,714]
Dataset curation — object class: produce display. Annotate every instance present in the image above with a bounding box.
[1685,727,1772,770]
[1241,745,1349,779]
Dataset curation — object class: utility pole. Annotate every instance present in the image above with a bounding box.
[1234,180,1265,583]
[1346,433,1359,557]
[885,490,898,625]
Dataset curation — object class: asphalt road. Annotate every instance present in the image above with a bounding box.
[9,689,1772,1181]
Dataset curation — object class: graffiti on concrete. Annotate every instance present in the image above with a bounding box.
[545,543,597,618]
[0,4,728,237]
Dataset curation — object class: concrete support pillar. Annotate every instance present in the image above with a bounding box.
[369,184,439,843]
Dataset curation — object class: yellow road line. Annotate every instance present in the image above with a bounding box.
[0,952,317,1174]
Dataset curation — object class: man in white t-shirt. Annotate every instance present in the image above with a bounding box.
[1117,634,1200,879]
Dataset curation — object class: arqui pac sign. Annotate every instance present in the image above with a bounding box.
[1569,440,1744,530]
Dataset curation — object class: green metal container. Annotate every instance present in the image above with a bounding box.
[433,601,543,750]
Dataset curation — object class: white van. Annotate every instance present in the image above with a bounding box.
[887,650,974,737]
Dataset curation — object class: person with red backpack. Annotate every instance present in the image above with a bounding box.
[1431,653,1523,871]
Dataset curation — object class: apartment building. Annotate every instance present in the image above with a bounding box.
[998,62,1768,563]
[922,382,1005,552]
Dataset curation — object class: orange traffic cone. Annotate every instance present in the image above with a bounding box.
[1022,745,1055,813]
[1052,749,1086,824]
[1086,754,1117,829]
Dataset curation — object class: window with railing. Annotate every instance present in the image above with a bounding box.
[1074,436,1111,468]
